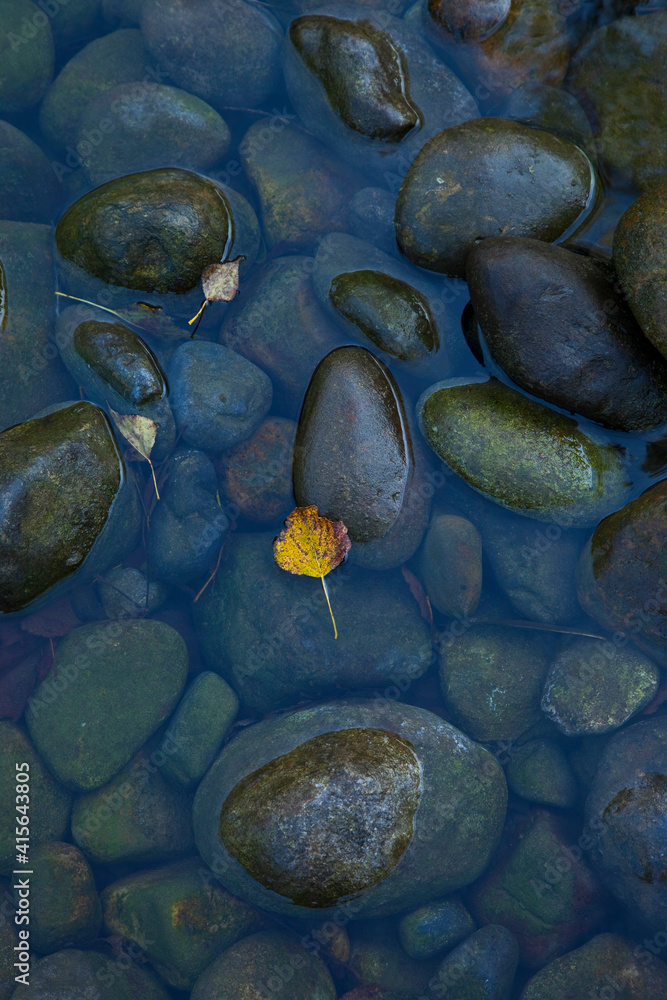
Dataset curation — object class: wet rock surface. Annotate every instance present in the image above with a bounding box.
[10,947,172,1000]
[218,417,296,525]
[398,896,476,960]
[0,123,59,223]
[0,0,54,115]
[505,738,578,809]
[419,513,482,618]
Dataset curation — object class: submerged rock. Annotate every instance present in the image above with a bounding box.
[0,401,141,615]
[10,948,171,1000]
[218,417,296,525]
[418,377,629,527]
[399,896,476,960]
[429,925,519,1000]
[395,118,595,276]
[419,513,482,618]
[193,699,507,917]
[344,918,441,995]
[295,346,431,567]
[505,739,578,809]
[428,0,510,40]
[0,122,59,223]
[0,0,54,115]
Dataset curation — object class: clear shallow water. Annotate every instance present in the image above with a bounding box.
[1,1,667,998]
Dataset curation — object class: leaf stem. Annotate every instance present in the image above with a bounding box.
[320,575,337,640]
[147,458,160,501]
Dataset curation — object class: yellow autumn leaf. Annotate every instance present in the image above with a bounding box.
[188,255,245,331]
[108,408,160,500]
[273,505,351,639]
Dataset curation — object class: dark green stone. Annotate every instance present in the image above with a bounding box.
[73,320,166,405]
[345,919,441,996]
[429,924,519,1000]
[290,15,420,142]
[399,897,476,961]
[0,0,54,115]
[505,739,578,809]
[220,728,421,907]
[10,948,171,1000]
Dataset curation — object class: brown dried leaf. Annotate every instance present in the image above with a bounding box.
[108,409,160,499]
[202,256,244,303]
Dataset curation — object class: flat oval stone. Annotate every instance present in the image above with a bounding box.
[467,237,667,431]
[395,117,596,276]
[428,0,510,41]
[73,320,166,405]
[220,728,421,907]
[418,377,630,527]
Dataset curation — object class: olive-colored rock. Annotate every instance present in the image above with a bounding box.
[0,1,54,115]
[613,180,667,360]
[428,0,509,40]
[15,842,101,954]
[10,948,171,1000]
[344,919,441,996]
[0,401,141,615]
[399,896,476,960]
[576,478,667,664]
[25,619,188,790]
[585,715,667,931]
[0,123,59,223]
[419,514,482,618]
[39,29,150,153]
[496,82,595,159]
[505,739,578,809]
[56,304,175,460]
[101,858,268,990]
[520,932,667,999]
[141,0,282,110]
[395,118,595,276]
[71,740,196,865]
[0,223,75,432]
[78,82,231,186]
[418,377,630,527]
[570,13,667,189]
[468,808,608,968]
[220,255,343,411]
[0,723,71,876]
[295,346,431,567]
[160,672,239,790]
[467,238,667,430]
[429,925,519,1000]
[240,120,358,251]
[440,624,551,741]
[194,699,507,918]
[218,417,296,525]
[190,930,336,1000]
[192,533,432,713]
[541,638,660,736]
[283,6,478,179]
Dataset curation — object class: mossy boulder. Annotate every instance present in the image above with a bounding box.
[0,401,141,615]
[193,699,507,918]
[10,948,171,1000]
[192,533,432,713]
[395,118,595,276]
[0,122,59,223]
[295,346,431,567]
[101,858,269,990]
[0,723,71,876]
[0,0,54,115]
[418,377,630,527]
[25,619,188,790]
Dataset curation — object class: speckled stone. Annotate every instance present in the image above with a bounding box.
[399,896,476,960]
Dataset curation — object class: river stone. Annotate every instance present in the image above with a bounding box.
[0,122,59,223]
[220,256,343,412]
[78,82,231,187]
[294,346,431,568]
[16,842,101,954]
[283,5,478,181]
[349,187,398,255]
[55,168,259,317]
[71,740,196,864]
[0,222,75,432]
[467,238,667,431]
[495,82,595,160]
[0,723,71,876]
[193,699,507,918]
[191,931,336,1000]
[576,478,667,665]
[0,0,54,115]
[56,304,175,460]
[585,715,667,932]
[103,0,144,25]
[429,0,509,40]
[192,532,432,713]
[101,858,268,990]
[239,120,359,251]
[10,948,172,1000]
[147,448,232,587]
[570,13,667,189]
[49,0,103,52]
[168,341,272,452]
[344,918,441,996]
[39,29,150,153]
[468,808,608,968]
[520,932,667,1000]
[0,401,141,615]
[0,883,18,999]
[505,739,578,809]
[541,637,660,736]
[613,180,667,361]
[428,925,519,1000]
[395,118,596,276]
[25,619,188,790]
[160,672,239,790]
[440,625,551,741]
[417,377,630,527]
[96,566,168,619]
[218,417,295,525]
[399,896,476,960]
[141,0,282,110]
[419,514,482,618]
